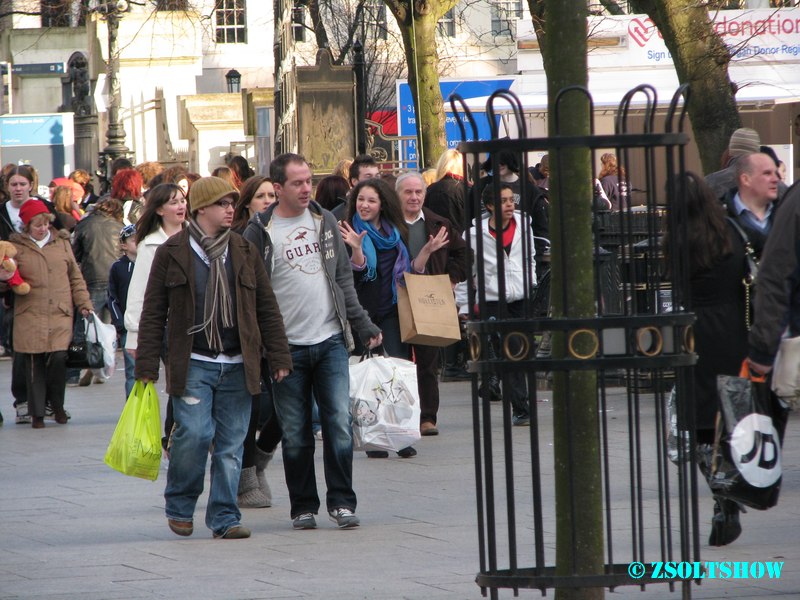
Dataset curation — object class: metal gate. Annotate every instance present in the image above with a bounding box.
[451,85,701,598]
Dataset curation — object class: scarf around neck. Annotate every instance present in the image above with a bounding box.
[186,218,233,352]
[352,213,410,303]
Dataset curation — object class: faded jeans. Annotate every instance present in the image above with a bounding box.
[164,360,251,536]
[120,331,135,400]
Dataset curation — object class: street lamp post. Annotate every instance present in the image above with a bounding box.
[353,40,366,155]
[96,0,131,193]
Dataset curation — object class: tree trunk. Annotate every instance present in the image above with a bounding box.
[386,0,455,169]
[544,1,605,599]
[306,0,331,52]
[630,0,741,173]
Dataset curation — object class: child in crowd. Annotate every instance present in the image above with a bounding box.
[107,224,137,399]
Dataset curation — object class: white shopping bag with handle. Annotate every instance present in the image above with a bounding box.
[349,354,421,452]
[87,312,117,381]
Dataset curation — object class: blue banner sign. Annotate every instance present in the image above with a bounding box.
[398,78,514,169]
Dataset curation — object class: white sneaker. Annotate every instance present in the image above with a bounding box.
[45,407,71,421]
[328,508,360,529]
[15,402,30,425]
[292,513,317,530]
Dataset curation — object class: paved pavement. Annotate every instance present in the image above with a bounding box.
[0,358,798,599]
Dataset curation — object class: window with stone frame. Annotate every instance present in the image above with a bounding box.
[366,1,388,41]
[292,4,305,42]
[438,7,456,38]
[156,0,189,9]
[490,0,522,38]
[215,0,247,44]
[41,0,88,26]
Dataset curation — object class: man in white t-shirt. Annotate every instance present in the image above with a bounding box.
[243,153,382,531]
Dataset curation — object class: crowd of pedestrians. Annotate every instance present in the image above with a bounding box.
[0,132,794,549]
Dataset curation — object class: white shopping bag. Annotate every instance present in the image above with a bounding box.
[349,355,421,452]
[87,312,117,381]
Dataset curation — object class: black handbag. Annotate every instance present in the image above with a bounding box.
[66,315,105,369]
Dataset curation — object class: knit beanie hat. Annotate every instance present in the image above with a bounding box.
[188,176,239,212]
[728,128,761,157]
[19,199,52,226]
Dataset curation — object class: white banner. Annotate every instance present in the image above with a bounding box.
[624,9,800,66]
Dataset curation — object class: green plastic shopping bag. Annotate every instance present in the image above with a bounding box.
[104,380,162,481]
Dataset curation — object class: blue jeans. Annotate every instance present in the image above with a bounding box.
[272,333,355,518]
[88,285,110,324]
[164,360,251,536]
[120,332,135,400]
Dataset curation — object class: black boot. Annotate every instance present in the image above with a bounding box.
[478,376,502,402]
[709,498,742,547]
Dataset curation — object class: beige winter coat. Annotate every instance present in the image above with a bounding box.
[10,228,93,354]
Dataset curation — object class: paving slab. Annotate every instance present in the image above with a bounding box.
[0,359,798,599]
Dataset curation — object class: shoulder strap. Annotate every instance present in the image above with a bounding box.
[725,216,759,265]
[725,215,750,246]
[726,216,758,329]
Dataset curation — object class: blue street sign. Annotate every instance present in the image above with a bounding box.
[398,78,515,168]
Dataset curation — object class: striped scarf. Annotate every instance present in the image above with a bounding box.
[186,218,233,352]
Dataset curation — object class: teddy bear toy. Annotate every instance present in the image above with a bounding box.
[0,241,31,295]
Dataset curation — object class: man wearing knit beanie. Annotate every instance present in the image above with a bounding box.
[705,128,762,199]
[727,128,761,157]
[187,175,239,213]
[134,175,292,540]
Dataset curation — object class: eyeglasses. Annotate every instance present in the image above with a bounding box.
[214,199,234,209]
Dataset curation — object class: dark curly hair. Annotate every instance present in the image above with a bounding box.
[346,178,408,241]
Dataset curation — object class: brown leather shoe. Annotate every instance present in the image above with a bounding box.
[420,422,439,436]
[31,417,45,429]
[54,410,69,425]
[167,519,193,537]
[214,525,251,539]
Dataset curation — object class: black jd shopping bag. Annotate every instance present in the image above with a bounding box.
[710,362,789,510]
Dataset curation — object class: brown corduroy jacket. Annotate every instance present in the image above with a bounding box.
[134,228,291,395]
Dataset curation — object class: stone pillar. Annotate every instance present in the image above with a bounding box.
[296,49,356,174]
[74,114,99,176]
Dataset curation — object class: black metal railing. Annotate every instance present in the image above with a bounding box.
[451,84,700,598]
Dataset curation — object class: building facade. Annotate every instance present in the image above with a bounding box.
[0,0,798,181]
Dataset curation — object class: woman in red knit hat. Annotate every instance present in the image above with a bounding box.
[8,200,93,428]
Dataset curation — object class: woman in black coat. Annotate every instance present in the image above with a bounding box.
[425,149,466,234]
[665,172,748,548]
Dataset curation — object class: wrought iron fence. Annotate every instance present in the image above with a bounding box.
[451,84,701,598]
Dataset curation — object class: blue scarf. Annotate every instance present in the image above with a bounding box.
[352,213,410,303]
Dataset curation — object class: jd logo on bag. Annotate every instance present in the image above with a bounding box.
[713,364,786,510]
[730,414,781,488]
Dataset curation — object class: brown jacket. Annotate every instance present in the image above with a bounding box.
[134,228,292,396]
[10,228,92,354]
[420,207,469,283]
